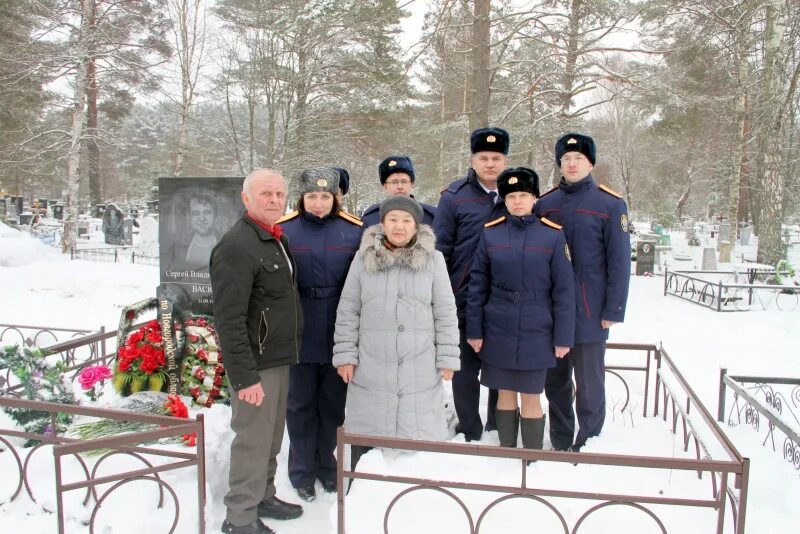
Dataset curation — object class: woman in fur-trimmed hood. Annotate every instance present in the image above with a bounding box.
[332,197,460,444]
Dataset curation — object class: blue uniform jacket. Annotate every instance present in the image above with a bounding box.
[279,210,363,364]
[361,196,437,228]
[466,215,575,371]
[534,175,631,343]
[433,169,507,315]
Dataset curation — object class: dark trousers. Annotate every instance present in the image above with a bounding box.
[225,365,290,526]
[545,341,606,449]
[286,362,347,488]
[452,325,497,441]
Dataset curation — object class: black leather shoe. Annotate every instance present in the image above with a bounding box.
[296,485,316,502]
[321,479,337,493]
[257,496,303,520]
[221,519,275,534]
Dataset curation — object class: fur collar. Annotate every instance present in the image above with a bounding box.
[360,224,436,273]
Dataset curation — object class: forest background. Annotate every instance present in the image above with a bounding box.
[1,0,798,263]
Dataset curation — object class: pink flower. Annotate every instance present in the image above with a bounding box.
[79,365,112,390]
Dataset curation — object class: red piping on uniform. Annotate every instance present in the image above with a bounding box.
[524,245,553,253]
[582,282,591,318]
[487,244,511,251]
[575,209,610,218]
[456,263,470,292]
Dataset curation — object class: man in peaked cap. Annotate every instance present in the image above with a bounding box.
[433,126,511,441]
[535,132,631,452]
[360,155,436,227]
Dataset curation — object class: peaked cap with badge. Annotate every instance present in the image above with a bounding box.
[470,127,510,155]
[555,133,596,165]
[298,167,340,195]
[497,167,540,199]
[378,155,415,185]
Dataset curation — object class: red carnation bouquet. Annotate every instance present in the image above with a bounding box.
[113,320,169,395]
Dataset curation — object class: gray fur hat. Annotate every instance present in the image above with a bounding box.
[298,167,339,196]
[379,195,423,224]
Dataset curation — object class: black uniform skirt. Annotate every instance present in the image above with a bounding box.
[480,362,546,394]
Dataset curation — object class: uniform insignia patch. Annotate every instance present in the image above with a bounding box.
[338,210,364,226]
[388,160,397,167]
[508,176,518,184]
[567,138,577,144]
[487,135,496,142]
[621,213,629,233]
[484,216,506,228]
[540,217,563,230]
[316,179,328,187]
[565,243,572,262]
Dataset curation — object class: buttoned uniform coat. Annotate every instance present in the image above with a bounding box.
[279,211,363,363]
[361,197,436,228]
[534,175,631,342]
[466,215,576,371]
[332,225,460,440]
[434,169,508,317]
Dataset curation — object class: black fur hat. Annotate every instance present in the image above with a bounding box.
[378,156,415,185]
[335,167,350,195]
[497,167,540,199]
[298,167,339,196]
[555,133,596,165]
[470,127,510,154]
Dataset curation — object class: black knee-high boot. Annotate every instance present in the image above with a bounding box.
[520,415,546,463]
[495,409,519,448]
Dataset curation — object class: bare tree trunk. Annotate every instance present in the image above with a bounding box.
[62,0,93,253]
[757,0,786,265]
[561,0,583,116]
[470,0,490,130]
[86,0,100,205]
[171,0,205,176]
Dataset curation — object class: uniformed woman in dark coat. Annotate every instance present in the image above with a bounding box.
[278,167,363,501]
[466,167,575,454]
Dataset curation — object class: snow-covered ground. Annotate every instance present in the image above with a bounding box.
[1,222,799,533]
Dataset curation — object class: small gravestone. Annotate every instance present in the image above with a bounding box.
[10,196,23,217]
[719,241,733,263]
[103,203,125,245]
[0,197,7,219]
[636,240,656,275]
[18,213,34,226]
[739,226,752,246]
[37,199,48,210]
[138,215,159,257]
[52,205,64,220]
[701,247,717,270]
[146,200,159,215]
[94,204,106,219]
[649,220,659,232]
[122,218,134,245]
[77,219,90,237]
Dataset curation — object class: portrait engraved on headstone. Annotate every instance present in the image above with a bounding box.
[103,203,125,245]
[52,204,64,220]
[159,177,244,315]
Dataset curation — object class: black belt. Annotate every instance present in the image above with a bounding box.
[299,286,340,299]
[491,287,548,303]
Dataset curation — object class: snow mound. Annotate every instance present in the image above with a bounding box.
[0,221,63,267]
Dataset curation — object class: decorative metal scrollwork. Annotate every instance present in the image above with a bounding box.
[783,438,800,470]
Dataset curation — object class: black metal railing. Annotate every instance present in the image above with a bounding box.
[664,267,798,311]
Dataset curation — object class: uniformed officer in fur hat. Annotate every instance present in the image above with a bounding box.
[360,156,436,228]
[277,167,363,503]
[433,126,512,441]
[535,133,631,452]
[466,166,575,454]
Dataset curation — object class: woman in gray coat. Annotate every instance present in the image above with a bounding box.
[333,196,460,463]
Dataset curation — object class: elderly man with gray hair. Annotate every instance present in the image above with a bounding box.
[210,168,305,534]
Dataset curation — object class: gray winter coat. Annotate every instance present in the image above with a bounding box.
[332,224,460,441]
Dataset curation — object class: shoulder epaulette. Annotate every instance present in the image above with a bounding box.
[441,178,468,195]
[484,216,506,228]
[276,211,299,224]
[538,186,558,199]
[338,210,364,227]
[540,217,562,230]
[599,184,623,199]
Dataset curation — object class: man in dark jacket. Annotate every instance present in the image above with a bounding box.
[211,168,305,534]
[434,127,510,441]
[535,133,631,452]
[361,155,436,227]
